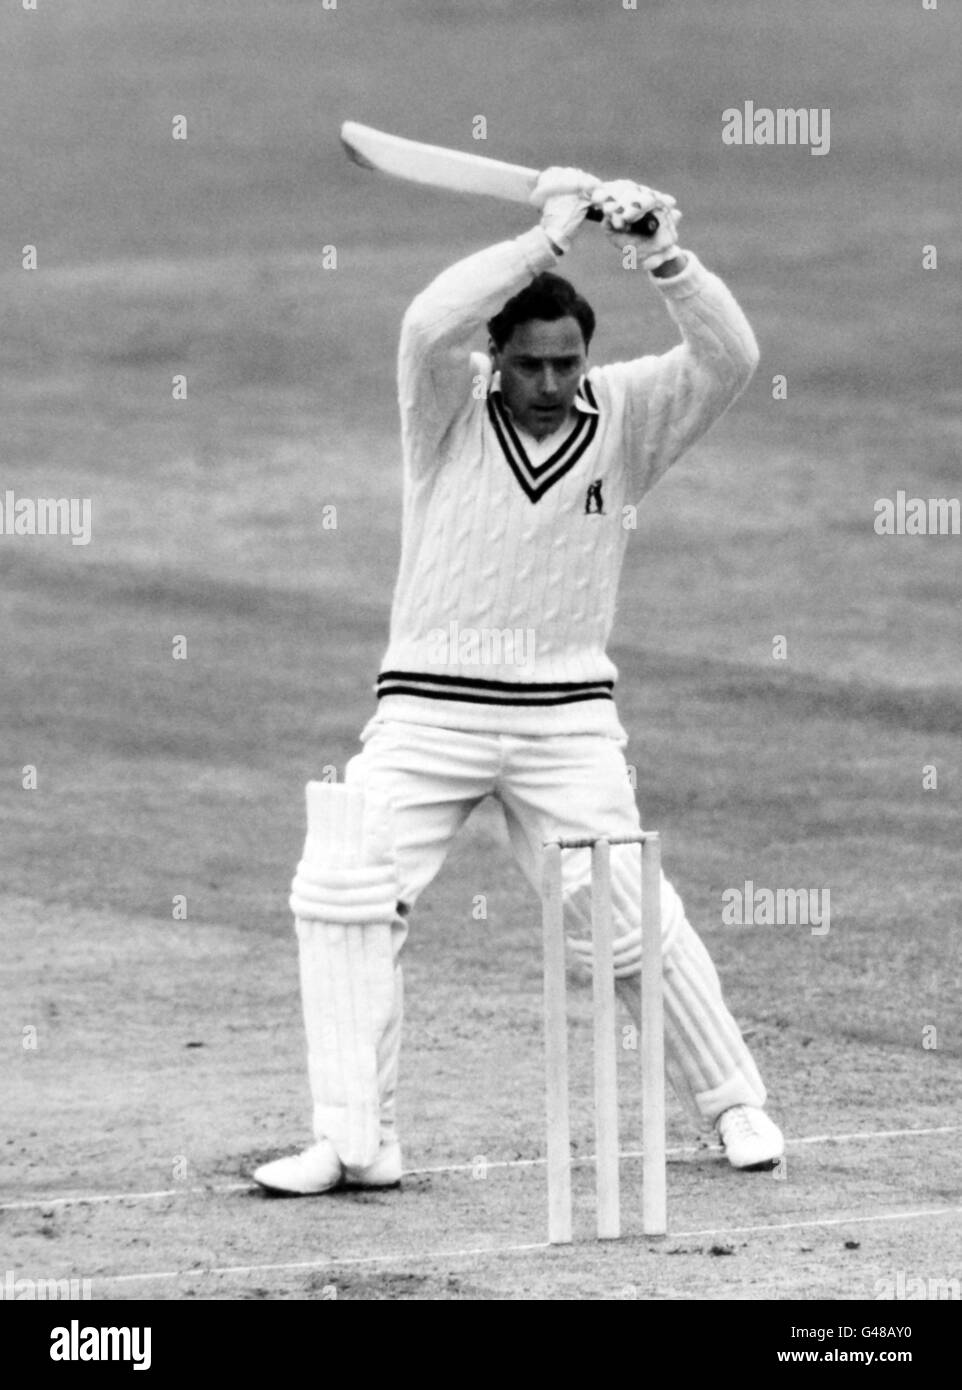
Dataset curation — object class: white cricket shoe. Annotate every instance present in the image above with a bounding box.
[716,1105,784,1171]
[252,1138,402,1195]
[342,1139,403,1190]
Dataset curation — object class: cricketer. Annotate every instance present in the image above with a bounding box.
[253,167,785,1195]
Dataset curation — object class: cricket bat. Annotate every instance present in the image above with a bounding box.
[340,121,660,237]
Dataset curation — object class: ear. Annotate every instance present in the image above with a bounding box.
[487,337,500,365]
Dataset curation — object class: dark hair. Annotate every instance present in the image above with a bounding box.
[487,272,595,351]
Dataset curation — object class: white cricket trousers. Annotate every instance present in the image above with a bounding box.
[342,718,766,1142]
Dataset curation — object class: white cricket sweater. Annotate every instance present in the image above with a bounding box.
[374,226,758,737]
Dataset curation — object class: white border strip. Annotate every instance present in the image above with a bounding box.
[2,1123,958,1214]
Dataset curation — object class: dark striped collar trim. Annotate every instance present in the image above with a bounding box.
[377,670,614,708]
[486,377,600,503]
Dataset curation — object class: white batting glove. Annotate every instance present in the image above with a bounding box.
[530,165,601,208]
[567,925,642,979]
[592,178,682,269]
[530,165,600,254]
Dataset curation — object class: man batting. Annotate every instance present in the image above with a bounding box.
[253,166,784,1195]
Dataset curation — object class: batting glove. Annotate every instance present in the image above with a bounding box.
[592,178,682,269]
[531,165,601,254]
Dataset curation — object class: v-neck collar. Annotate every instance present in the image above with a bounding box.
[486,377,601,503]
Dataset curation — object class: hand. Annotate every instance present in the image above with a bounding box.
[529,165,601,209]
[567,925,643,979]
[592,178,682,269]
[530,165,600,254]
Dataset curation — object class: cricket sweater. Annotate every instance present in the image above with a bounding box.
[373,226,758,737]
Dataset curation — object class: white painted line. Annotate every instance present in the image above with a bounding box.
[784,1125,961,1148]
[94,1203,962,1287]
[404,1143,705,1177]
[3,1123,958,1214]
[405,1123,962,1176]
[102,1242,552,1286]
[0,1183,251,1212]
[672,1206,962,1240]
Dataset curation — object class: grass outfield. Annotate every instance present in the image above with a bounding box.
[2,0,960,1299]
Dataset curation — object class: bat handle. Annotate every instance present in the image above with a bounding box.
[586,206,660,238]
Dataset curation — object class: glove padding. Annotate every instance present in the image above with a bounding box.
[529,165,601,208]
[530,165,601,254]
[593,178,682,269]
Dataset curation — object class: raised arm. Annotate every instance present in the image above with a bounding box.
[397,226,558,462]
[397,168,600,470]
[603,252,759,500]
[586,179,759,498]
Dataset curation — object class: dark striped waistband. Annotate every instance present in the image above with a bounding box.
[376,670,615,708]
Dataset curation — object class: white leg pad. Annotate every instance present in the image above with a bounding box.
[292,783,399,1169]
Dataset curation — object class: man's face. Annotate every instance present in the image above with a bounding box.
[491,316,587,441]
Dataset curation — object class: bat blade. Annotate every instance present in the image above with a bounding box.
[340,121,539,206]
[340,121,662,239]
